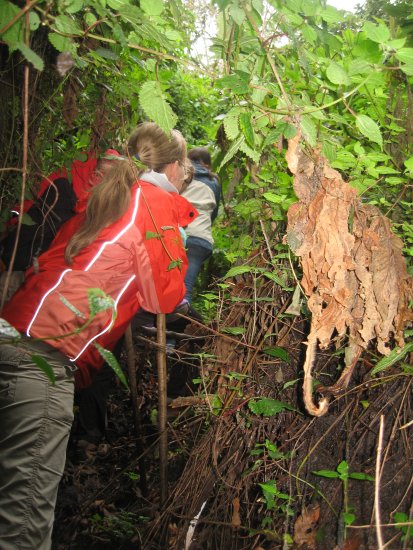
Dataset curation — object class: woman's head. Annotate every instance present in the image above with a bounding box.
[188,147,212,168]
[65,122,187,262]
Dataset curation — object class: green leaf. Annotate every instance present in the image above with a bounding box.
[229,4,245,25]
[16,42,44,71]
[400,63,413,76]
[223,109,240,140]
[262,347,290,362]
[262,192,284,204]
[65,0,84,14]
[363,21,390,44]
[140,0,164,16]
[88,288,115,317]
[218,134,244,170]
[326,61,350,86]
[395,48,413,64]
[405,157,413,175]
[167,258,183,271]
[336,460,349,475]
[217,73,250,95]
[370,343,413,376]
[0,318,20,339]
[21,212,36,226]
[349,472,374,481]
[31,354,56,385]
[239,112,255,147]
[94,47,119,60]
[139,81,177,134]
[221,326,246,335]
[224,265,254,278]
[0,0,22,43]
[312,469,340,479]
[300,115,317,147]
[29,11,40,30]
[343,512,356,526]
[248,398,294,417]
[54,14,84,36]
[48,32,75,53]
[239,139,260,164]
[95,343,129,389]
[356,115,382,148]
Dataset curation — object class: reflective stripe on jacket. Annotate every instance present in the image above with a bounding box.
[3,180,197,387]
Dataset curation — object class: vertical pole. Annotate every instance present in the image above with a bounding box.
[125,324,147,496]
[157,313,168,506]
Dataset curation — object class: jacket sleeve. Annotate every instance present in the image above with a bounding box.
[130,187,188,314]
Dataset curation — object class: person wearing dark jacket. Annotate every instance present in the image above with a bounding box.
[182,147,220,302]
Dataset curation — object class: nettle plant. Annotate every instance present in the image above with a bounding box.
[210,0,413,265]
[312,460,374,534]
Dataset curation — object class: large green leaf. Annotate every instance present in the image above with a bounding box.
[48,32,75,53]
[356,115,382,148]
[326,61,350,86]
[300,115,317,147]
[395,48,413,64]
[224,265,254,278]
[239,112,255,147]
[140,0,164,16]
[370,343,413,376]
[0,0,22,43]
[223,110,240,140]
[248,398,294,417]
[139,81,178,134]
[16,42,44,71]
[54,14,84,36]
[363,21,390,44]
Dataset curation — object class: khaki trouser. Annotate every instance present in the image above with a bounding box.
[0,340,75,550]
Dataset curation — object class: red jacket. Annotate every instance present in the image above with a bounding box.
[3,180,197,387]
[8,153,99,224]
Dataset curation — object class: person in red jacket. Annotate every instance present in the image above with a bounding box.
[0,122,196,550]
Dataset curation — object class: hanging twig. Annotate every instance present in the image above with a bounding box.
[157,313,168,506]
[0,8,30,313]
[375,415,385,550]
[124,324,147,496]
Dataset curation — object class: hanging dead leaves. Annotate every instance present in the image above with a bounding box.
[285,132,413,417]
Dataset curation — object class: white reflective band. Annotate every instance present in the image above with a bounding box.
[69,274,136,362]
[27,269,73,336]
[84,188,141,272]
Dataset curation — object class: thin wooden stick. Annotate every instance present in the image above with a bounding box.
[375,415,385,550]
[157,313,168,506]
[124,324,147,496]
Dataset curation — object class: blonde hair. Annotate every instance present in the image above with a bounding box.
[65,122,186,263]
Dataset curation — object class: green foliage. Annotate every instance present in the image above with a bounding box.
[30,353,56,385]
[248,398,294,417]
[370,342,413,376]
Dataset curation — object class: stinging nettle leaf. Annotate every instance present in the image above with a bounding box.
[139,81,177,135]
[326,61,350,86]
[239,112,255,148]
[224,265,254,278]
[395,48,413,65]
[363,21,390,44]
[95,343,129,389]
[16,42,44,71]
[140,0,164,16]
[356,115,382,148]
